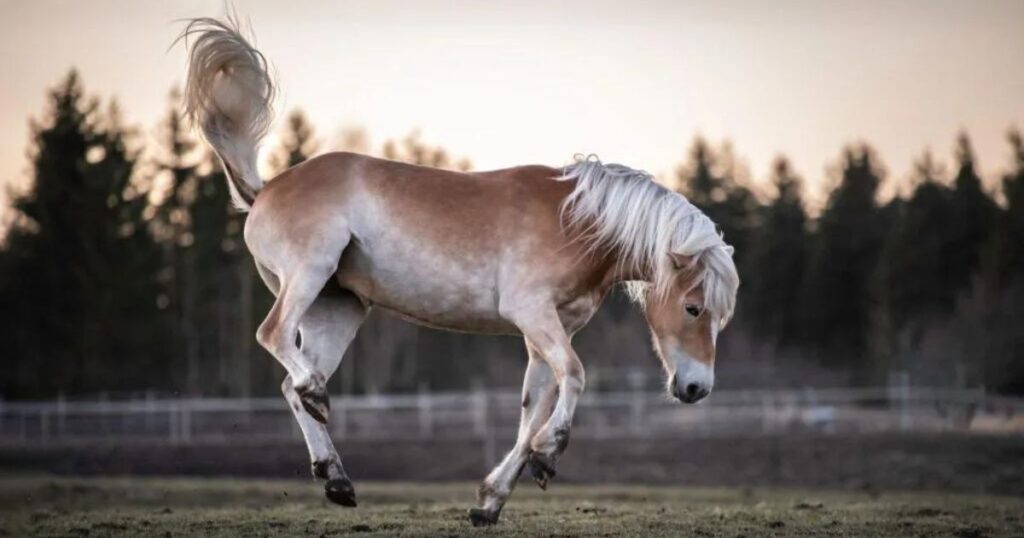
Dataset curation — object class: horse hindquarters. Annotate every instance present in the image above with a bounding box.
[247,200,369,505]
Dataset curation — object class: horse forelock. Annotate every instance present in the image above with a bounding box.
[558,155,739,326]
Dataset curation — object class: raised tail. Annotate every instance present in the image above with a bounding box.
[177,16,276,211]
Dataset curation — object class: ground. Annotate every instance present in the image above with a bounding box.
[0,476,1021,537]
[6,434,1024,494]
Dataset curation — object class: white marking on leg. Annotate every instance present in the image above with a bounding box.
[480,348,556,514]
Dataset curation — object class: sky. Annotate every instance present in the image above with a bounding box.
[1,0,1023,213]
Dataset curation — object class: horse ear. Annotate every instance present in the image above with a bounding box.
[668,253,693,272]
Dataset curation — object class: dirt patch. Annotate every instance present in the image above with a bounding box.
[2,477,1021,538]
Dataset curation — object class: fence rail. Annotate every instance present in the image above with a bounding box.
[2,385,1021,450]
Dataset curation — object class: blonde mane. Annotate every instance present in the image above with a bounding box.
[558,155,739,325]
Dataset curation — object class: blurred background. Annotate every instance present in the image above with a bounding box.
[0,0,1022,494]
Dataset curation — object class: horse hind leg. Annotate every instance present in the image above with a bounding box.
[254,230,352,423]
[257,277,327,420]
[282,374,355,506]
[283,288,367,507]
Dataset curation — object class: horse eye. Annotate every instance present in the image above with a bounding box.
[685,304,701,317]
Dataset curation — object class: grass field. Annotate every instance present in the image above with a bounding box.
[1,475,1022,537]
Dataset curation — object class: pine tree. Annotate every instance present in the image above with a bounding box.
[676,138,757,285]
[382,130,472,171]
[745,157,807,347]
[151,89,204,394]
[802,144,888,369]
[272,109,319,173]
[150,90,265,396]
[948,133,998,290]
[994,128,1024,282]
[945,128,1024,394]
[876,151,956,344]
[0,71,162,397]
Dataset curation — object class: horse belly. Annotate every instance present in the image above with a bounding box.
[335,243,516,334]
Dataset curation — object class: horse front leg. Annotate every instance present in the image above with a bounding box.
[504,304,586,489]
[471,343,557,526]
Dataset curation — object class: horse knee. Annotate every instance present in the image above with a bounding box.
[563,360,586,394]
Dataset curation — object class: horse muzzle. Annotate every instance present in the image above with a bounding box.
[669,358,714,404]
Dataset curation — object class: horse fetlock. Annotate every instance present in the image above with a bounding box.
[528,426,568,491]
[476,480,511,510]
[476,481,498,504]
[324,477,357,507]
[311,457,344,481]
[295,373,329,423]
[553,426,571,453]
[527,451,557,490]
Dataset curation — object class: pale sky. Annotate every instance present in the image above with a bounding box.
[2,0,1022,212]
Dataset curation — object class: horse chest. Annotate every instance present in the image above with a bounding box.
[556,294,603,334]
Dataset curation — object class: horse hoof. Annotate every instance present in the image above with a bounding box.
[297,378,330,424]
[324,479,357,507]
[468,507,498,526]
[528,452,557,490]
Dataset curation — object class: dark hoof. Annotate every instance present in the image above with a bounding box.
[297,380,330,424]
[324,479,357,507]
[528,452,557,490]
[468,507,499,527]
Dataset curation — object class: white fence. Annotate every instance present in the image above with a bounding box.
[2,385,1021,449]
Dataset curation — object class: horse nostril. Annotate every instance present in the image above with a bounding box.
[684,383,700,399]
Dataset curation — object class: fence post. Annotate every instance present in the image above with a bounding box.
[121,394,130,436]
[99,391,109,435]
[335,395,348,440]
[40,409,49,446]
[889,370,911,432]
[145,390,156,433]
[181,400,192,444]
[418,382,433,439]
[169,399,179,444]
[760,392,772,434]
[471,379,497,468]
[56,393,66,441]
[472,379,487,437]
[628,370,646,436]
[483,414,497,470]
[901,371,911,431]
[952,362,967,429]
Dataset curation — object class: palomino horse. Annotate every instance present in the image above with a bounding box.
[179,17,739,526]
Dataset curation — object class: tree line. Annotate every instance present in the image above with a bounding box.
[1,71,1022,399]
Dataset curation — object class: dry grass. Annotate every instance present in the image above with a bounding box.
[1,475,1021,537]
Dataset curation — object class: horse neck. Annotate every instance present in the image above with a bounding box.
[598,245,652,287]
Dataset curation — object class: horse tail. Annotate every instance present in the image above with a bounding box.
[177,16,276,211]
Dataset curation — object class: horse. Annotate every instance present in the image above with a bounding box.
[178,17,739,526]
